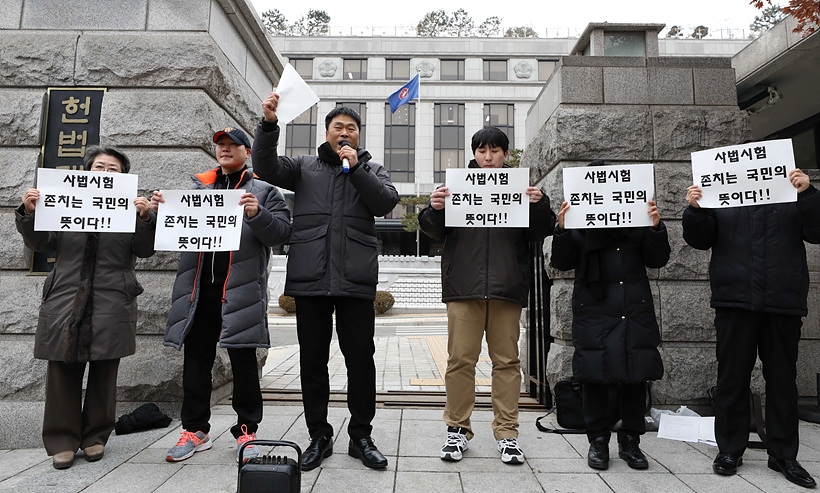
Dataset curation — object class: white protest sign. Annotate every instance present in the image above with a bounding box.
[562,164,655,229]
[34,168,139,233]
[155,189,244,252]
[444,167,530,228]
[274,64,320,126]
[690,139,796,208]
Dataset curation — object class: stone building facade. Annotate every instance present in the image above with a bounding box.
[524,23,820,410]
[0,0,284,448]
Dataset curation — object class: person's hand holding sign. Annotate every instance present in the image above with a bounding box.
[648,200,660,229]
[22,188,39,215]
[239,193,259,219]
[526,186,543,203]
[557,201,570,229]
[790,168,810,193]
[150,190,165,213]
[686,185,702,209]
[430,186,449,211]
[135,197,151,221]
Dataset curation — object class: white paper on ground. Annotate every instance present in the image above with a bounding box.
[657,414,716,446]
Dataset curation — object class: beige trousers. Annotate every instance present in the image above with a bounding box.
[443,299,522,440]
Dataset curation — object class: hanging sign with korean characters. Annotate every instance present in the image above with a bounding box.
[155,189,244,252]
[34,168,139,233]
[562,163,655,229]
[445,167,530,228]
[690,139,796,208]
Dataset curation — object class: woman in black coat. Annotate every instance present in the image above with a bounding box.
[550,167,670,471]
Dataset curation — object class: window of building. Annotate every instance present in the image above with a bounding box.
[538,60,557,81]
[343,58,368,80]
[434,103,465,183]
[483,59,508,81]
[335,102,366,148]
[386,59,411,80]
[290,58,313,79]
[384,103,415,182]
[285,105,317,156]
[604,32,646,57]
[483,104,515,145]
[440,59,465,81]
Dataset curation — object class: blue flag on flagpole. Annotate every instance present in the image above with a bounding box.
[387,74,419,113]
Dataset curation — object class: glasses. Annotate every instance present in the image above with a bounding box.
[89,163,121,173]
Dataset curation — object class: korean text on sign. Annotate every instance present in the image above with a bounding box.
[154,189,244,252]
[562,163,655,229]
[690,139,796,208]
[33,168,139,233]
[444,167,530,228]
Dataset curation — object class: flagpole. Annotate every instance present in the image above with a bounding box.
[415,70,421,258]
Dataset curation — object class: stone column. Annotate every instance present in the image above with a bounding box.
[523,52,751,409]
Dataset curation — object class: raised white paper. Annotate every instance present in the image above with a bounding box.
[274,64,320,126]
[562,163,655,229]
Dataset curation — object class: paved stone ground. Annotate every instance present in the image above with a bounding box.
[2,313,820,492]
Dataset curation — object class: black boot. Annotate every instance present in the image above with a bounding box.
[587,436,609,470]
[301,435,333,471]
[618,434,648,470]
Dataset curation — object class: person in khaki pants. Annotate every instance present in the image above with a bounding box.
[418,127,555,464]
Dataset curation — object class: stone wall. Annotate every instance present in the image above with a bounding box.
[521,53,817,411]
[0,0,284,448]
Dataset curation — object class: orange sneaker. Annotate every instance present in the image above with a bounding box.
[236,424,259,463]
[166,430,212,462]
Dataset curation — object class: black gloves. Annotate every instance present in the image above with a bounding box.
[114,403,172,435]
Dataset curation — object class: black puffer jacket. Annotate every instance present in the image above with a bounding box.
[550,224,670,384]
[164,167,291,350]
[252,121,399,301]
[682,186,820,316]
[417,161,555,306]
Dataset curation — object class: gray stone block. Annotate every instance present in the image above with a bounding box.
[693,68,739,106]
[560,55,647,68]
[549,279,573,341]
[658,280,714,342]
[0,209,30,271]
[0,32,76,86]
[0,400,44,449]
[653,161,699,220]
[660,221,712,281]
[75,33,262,132]
[798,339,820,398]
[0,90,45,145]
[653,346,717,404]
[0,147,38,207]
[0,272,43,335]
[98,89,245,150]
[560,66,603,104]
[0,0,23,29]
[648,57,732,69]
[0,338,46,399]
[603,67,649,105]
[146,0,209,31]
[545,341,574,392]
[132,271,175,336]
[20,0,147,30]
[651,107,751,161]
[648,67,694,105]
[805,284,820,340]
[527,106,653,181]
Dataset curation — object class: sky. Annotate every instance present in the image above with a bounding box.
[250,0,765,37]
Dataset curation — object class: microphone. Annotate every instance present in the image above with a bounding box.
[340,140,351,174]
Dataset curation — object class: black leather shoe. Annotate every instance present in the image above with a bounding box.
[618,435,648,470]
[348,436,388,469]
[587,436,610,470]
[768,457,817,488]
[712,452,742,476]
[301,435,333,471]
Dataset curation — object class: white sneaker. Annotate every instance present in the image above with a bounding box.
[440,426,469,461]
[497,437,524,464]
